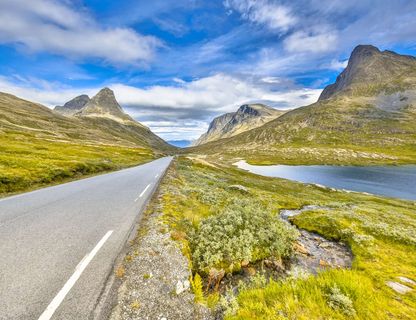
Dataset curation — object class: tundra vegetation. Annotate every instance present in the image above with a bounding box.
[0,132,155,195]
[161,157,416,319]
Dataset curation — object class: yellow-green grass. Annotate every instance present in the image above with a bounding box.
[160,157,416,319]
[0,133,155,196]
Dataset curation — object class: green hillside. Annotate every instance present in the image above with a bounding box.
[0,92,174,195]
[187,46,416,165]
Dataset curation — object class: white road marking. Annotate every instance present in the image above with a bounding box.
[38,230,113,320]
[139,184,151,198]
[134,184,151,202]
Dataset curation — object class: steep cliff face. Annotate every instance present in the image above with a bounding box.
[54,95,90,116]
[193,104,285,146]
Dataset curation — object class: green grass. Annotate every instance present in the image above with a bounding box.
[160,157,416,319]
[0,132,155,195]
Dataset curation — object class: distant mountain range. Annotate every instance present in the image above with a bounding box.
[1,88,174,153]
[189,45,416,164]
[193,103,286,146]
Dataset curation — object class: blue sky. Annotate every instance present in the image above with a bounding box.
[0,0,415,141]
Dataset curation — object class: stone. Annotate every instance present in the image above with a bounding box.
[386,281,413,294]
[398,276,416,286]
[228,184,249,193]
[244,267,256,276]
[319,259,330,267]
[175,280,186,295]
[294,242,310,255]
[241,260,250,267]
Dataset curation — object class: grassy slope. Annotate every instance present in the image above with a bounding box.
[187,93,416,165]
[161,157,416,319]
[0,92,174,195]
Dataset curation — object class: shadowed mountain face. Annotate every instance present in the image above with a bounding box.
[189,45,416,164]
[54,95,90,116]
[193,103,285,146]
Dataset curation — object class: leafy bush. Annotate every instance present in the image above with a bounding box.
[327,284,356,317]
[190,199,299,273]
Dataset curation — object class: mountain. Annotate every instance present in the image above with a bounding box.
[193,103,286,146]
[188,45,416,164]
[54,94,90,116]
[0,91,175,193]
[75,87,135,123]
[0,91,174,151]
[319,45,416,100]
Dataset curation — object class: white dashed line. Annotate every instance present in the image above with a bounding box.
[38,230,113,320]
[135,184,151,202]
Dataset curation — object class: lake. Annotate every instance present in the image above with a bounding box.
[234,160,416,201]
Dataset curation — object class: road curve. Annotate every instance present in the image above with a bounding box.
[0,156,173,320]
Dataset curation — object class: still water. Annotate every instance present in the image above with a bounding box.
[235,160,416,201]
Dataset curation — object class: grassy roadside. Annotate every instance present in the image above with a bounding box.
[159,157,416,319]
[0,134,157,196]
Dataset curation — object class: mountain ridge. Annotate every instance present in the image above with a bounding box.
[188,45,416,164]
[193,103,286,146]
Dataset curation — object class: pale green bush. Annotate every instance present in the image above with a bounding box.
[190,199,299,273]
[327,285,356,317]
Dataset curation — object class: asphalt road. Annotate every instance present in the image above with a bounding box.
[0,156,172,320]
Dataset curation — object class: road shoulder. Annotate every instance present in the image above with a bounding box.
[108,164,213,320]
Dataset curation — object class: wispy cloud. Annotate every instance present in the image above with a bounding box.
[0,0,161,65]
[224,0,296,32]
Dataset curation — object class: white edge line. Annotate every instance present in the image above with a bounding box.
[38,230,113,320]
[139,184,151,198]
[155,174,159,178]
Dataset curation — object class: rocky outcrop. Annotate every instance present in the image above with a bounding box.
[193,104,285,146]
[54,94,90,116]
[319,45,416,100]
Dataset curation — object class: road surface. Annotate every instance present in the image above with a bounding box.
[0,156,173,320]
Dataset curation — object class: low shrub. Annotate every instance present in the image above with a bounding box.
[327,284,356,317]
[190,199,299,273]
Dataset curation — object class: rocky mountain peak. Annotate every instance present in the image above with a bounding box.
[319,44,416,100]
[76,87,133,122]
[193,103,285,146]
[54,94,90,116]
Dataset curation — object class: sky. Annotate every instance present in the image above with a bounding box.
[0,0,415,142]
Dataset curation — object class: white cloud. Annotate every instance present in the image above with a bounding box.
[224,0,296,32]
[328,59,348,70]
[0,73,322,140]
[0,0,160,65]
[284,28,338,53]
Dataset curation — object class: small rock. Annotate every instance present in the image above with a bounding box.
[183,279,190,291]
[228,184,249,193]
[318,242,331,249]
[176,281,185,295]
[398,277,416,286]
[386,281,413,294]
[319,259,330,267]
[244,267,256,276]
[294,242,310,255]
[241,260,249,267]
